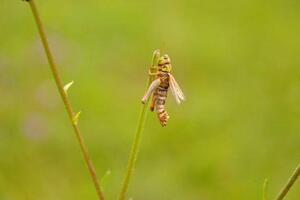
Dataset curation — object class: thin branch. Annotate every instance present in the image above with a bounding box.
[23,1,105,199]
[275,165,300,200]
[118,50,160,200]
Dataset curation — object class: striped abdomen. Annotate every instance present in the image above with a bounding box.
[154,73,170,126]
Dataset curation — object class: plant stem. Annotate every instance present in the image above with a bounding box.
[118,50,160,200]
[275,165,300,200]
[24,1,105,199]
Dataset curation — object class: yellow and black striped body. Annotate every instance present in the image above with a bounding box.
[153,70,170,126]
[143,53,184,126]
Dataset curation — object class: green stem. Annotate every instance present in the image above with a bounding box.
[275,165,300,200]
[118,50,160,200]
[24,1,105,199]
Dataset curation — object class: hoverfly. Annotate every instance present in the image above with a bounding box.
[141,54,185,126]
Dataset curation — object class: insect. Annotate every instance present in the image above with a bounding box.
[141,54,185,126]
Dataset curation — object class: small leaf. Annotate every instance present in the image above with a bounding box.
[73,111,81,125]
[100,170,111,183]
[63,81,74,94]
[100,169,111,191]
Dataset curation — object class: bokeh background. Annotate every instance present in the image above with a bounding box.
[1,0,300,199]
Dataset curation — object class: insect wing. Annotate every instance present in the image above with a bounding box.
[141,78,161,104]
[169,74,185,104]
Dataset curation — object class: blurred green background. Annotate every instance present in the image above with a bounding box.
[1,0,300,199]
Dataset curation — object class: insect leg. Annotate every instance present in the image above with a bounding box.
[148,70,159,76]
[141,79,161,104]
[150,93,156,111]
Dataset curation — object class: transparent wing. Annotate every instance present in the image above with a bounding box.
[141,78,161,104]
[169,74,185,104]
